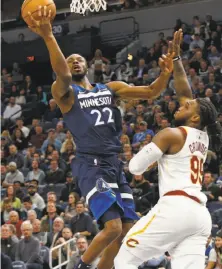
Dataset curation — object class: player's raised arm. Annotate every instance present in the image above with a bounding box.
[27,6,74,114]
[171,29,193,105]
[106,54,173,100]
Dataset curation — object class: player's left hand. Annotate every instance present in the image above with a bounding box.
[159,53,174,74]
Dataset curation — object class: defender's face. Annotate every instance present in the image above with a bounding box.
[67,54,87,79]
[174,99,199,126]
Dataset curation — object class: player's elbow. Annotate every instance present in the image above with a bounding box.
[129,158,144,175]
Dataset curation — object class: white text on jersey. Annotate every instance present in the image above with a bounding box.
[79,97,112,109]
[189,141,208,155]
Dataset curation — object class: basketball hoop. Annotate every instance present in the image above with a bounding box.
[70,0,107,15]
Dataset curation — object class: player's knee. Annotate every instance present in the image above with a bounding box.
[105,219,122,240]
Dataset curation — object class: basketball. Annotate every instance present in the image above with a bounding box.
[21,0,56,26]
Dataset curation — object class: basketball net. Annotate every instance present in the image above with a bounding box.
[70,0,107,15]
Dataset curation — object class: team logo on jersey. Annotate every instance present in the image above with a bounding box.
[96,178,111,193]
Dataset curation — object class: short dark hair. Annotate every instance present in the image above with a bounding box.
[23,196,32,203]
[76,201,85,207]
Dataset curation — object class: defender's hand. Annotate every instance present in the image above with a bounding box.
[28,6,53,40]
[159,53,173,74]
[169,29,183,57]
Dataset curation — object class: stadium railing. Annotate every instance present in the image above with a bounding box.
[49,237,76,269]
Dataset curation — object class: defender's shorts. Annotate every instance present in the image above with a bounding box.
[71,154,139,224]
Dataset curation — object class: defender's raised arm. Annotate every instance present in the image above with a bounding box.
[171,29,193,105]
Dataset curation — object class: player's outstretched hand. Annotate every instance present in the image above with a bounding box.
[169,29,183,57]
[28,6,53,40]
[159,53,174,74]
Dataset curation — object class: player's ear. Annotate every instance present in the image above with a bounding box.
[191,114,200,125]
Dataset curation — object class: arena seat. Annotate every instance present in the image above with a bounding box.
[40,246,50,264]
[12,261,27,269]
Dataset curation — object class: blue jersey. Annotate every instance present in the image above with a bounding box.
[63,83,122,156]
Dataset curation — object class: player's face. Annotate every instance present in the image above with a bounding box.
[67,54,87,82]
[174,99,200,127]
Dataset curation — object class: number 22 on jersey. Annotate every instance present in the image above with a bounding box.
[190,156,204,184]
[90,107,114,126]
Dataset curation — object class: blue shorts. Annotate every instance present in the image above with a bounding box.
[71,154,139,224]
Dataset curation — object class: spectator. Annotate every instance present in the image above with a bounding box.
[102,64,117,83]
[3,96,22,121]
[2,185,21,210]
[32,219,47,245]
[20,196,41,221]
[64,192,79,223]
[205,14,217,32]
[36,86,48,105]
[27,184,46,211]
[28,118,41,137]
[206,73,221,93]
[54,121,66,142]
[45,217,64,248]
[11,128,28,151]
[52,227,76,265]
[132,121,154,151]
[1,224,18,261]
[43,99,62,122]
[8,224,19,242]
[23,143,37,169]
[70,202,94,240]
[202,172,222,202]
[205,230,222,269]
[148,60,161,80]
[7,145,24,169]
[27,210,38,225]
[15,118,30,138]
[1,198,15,225]
[51,150,67,172]
[6,211,23,238]
[30,125,47,149]
[16,221,43,269]
[1,164,8,183]
[41,202,58,232]
[189,33,205,52]
[90,49,110,83]
[133,58,148,80]
[196,81,206,98]
[42,192,64,217]
[41,129,62,154]
[13,181,25,201]
[2,162,24,188]
[45,160,65,184]
[60,173,78,202]
[26,160,46,184]
[61,140,76,163]
[1,136,10,159]
[66,236,99,269]
[117,63,133,82]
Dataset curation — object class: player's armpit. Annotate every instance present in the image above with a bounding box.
[107,71,171,100]
[51,80,75,114]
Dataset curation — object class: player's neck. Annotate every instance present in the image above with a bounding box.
[72,76,94,91]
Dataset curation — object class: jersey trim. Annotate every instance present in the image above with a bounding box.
[178,126,187,140]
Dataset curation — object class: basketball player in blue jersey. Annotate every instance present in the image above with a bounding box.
[28,6,174,269]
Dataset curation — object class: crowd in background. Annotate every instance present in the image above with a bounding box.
[1,13,222,269]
